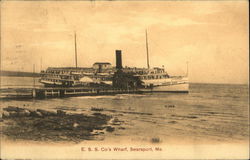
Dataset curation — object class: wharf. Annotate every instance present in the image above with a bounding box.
[0,86,141,99]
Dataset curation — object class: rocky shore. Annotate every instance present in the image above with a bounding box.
[0,106,118,142]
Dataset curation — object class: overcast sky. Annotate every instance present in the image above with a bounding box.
[1,0,248,84]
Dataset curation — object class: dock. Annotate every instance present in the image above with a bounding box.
[0,87,141,99]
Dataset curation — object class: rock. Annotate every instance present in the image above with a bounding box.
[91,107,104,112]
[168,121,177,124]
[110,117,122,125]
[73,123,79,128]
[23,109,31,116]
[9,111,19,117]
[0,113,3,122]
[165,105,175,108]
[57,109,66,116]
[92,112,102,116]
[4,106,25,112]
[91,129,105,135]
[106,126,115,132]
[1,107,113,142]
[2,111,10,118]
[37,112,43,117]
[17,110,30,117]
[30,111,43,117]
[2,107,32,117]
[37,109,56,116]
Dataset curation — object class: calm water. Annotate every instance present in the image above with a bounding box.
[0,76,249,144]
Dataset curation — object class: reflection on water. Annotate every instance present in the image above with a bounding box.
[0,76,249,144]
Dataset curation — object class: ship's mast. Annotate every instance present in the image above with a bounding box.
[40,57,42,71]
[74,31,78,68]
[145,30,150,69]
[33,64,35,88]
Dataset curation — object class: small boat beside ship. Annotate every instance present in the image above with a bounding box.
[39,31,189,93]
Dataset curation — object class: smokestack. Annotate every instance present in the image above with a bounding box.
[116,50,122,69]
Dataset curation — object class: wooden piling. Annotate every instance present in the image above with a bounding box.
[32,89,36,98]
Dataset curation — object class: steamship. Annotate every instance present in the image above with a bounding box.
[134,30,189,92]
[39,31,189,93]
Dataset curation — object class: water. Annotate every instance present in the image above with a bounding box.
[0,76,249,144]
[0,76,42,88]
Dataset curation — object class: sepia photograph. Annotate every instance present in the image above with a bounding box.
[0,0,249,159]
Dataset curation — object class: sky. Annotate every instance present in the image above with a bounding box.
[1,0,249,84]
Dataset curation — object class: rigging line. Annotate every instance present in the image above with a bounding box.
[55,5,68,27]
[56,6,80,68]
[148,36,185,72]
[55,4,74,32]
[149,38,170,57]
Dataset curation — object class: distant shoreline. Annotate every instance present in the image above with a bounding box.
[0,70,41,77]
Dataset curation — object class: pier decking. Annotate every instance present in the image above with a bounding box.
[0,87,141,99]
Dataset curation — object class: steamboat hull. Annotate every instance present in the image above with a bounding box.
[138,83,189,93]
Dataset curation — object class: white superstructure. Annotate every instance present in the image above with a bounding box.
[135,67,189,92]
